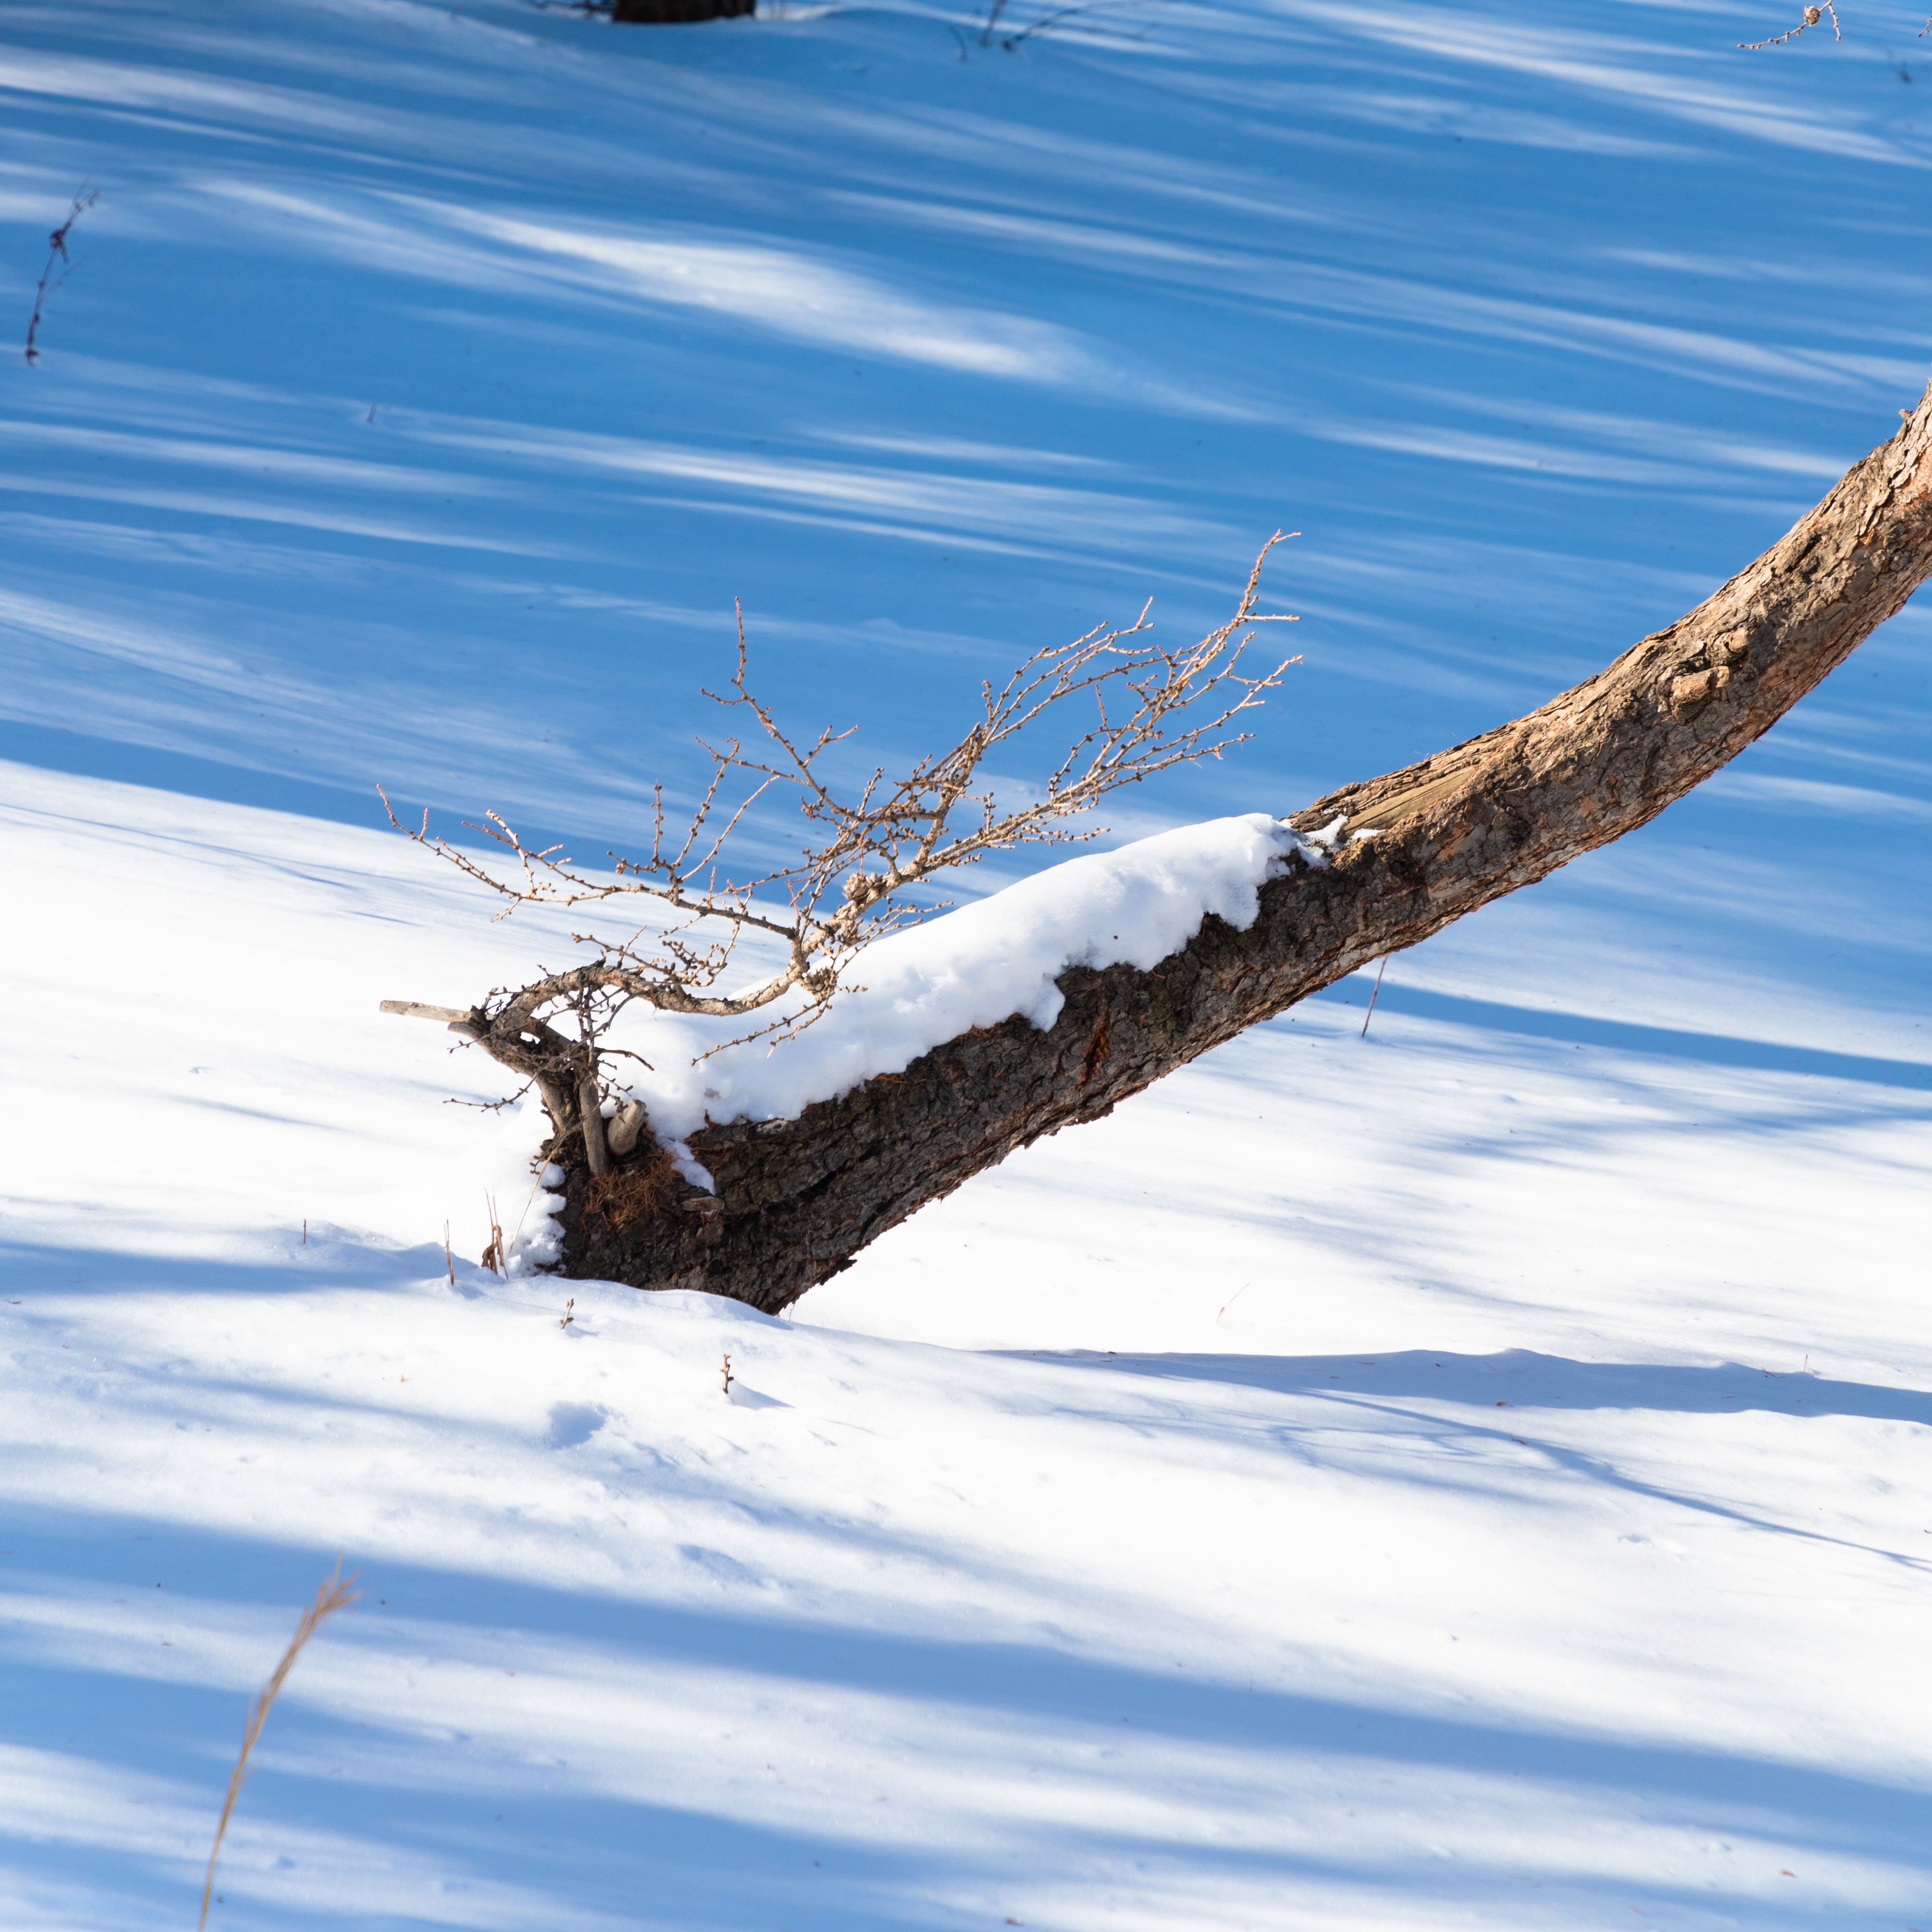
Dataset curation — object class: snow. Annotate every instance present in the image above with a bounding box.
[621,811,1316,1155]
[5,0,1932,1927]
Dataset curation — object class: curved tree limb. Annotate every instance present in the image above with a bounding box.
[560,382,1932,1310]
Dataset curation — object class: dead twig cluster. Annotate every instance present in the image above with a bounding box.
[24,186,98,365]
[381,541,1300,1183]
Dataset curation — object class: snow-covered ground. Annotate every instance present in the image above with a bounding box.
[3,0,1931,1927]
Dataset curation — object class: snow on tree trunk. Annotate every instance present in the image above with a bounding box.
[552,382,1932,1311]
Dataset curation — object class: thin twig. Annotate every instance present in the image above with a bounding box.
[445,1077,534,1113]
[997,0,1111,48]
[507,1168,549,1261]
[23,186,97,365]
[1360,955,1389,1038]
[1740,2,1839,48]
[990,0,1159,49]
[199,1562,360,1931]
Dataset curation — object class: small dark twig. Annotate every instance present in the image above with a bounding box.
[995,0,1158,50]
[1360,955,1389,1038]
[24,185,98,365]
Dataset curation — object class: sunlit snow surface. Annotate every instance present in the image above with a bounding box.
[3,0,1932,1927]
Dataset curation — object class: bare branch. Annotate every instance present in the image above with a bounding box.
[383,541,1301,1144]
[1740,3,1839,48]
[23,185,97,366]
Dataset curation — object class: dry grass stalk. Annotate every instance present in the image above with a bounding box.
[481,1194,506,1275]
[1215,1282,1249,1323]
[198,1561,360,1931]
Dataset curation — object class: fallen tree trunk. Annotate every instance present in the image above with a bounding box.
[558,381,1932,1310]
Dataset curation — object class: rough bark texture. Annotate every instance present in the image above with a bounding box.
[558,383,1932,1311]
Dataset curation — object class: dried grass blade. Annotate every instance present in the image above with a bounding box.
[198,1560,360,1931]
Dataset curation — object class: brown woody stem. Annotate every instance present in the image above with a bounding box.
[580,1074,611,1178]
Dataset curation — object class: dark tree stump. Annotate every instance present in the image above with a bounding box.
[612,0,753,21]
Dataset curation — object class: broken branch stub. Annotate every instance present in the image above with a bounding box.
[379,1001,471,1021]
[380,999,483,1039]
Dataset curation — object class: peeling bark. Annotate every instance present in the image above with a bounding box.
[560,384,1932,1311]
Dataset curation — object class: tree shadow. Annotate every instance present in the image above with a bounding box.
[1314,980,1932,1094]
[6,1229,1932,1926]
[1039,1345,1932,1426]
[1014,1345,1932,1578]
[3,1511,1929,1932]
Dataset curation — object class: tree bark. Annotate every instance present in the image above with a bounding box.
[558,382,1932,1311]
